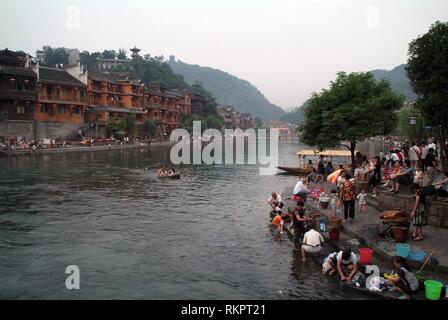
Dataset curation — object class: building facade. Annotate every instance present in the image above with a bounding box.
[0,49,37,138]
[217,105,255,130]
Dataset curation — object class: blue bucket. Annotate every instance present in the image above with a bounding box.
[409,250,426,262]
[396,243,410,258]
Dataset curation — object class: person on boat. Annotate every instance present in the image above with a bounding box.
[293,178,309,202]
[336,249,358,282]
[391,256,419,300]
[300,228,324,261]
[322,252,338,275]
[156,165,165,177]
[291,201,311,251]
[167,167,176,175]
[411,183,427,241]
[306,159,313,169]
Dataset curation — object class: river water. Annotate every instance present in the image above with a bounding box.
[0,141,366,299]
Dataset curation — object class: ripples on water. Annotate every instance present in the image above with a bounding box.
[0,142,364,299]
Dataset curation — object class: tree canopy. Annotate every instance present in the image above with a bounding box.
[299,71,404,168]
[41,46,68,67]
[406,21,448,169]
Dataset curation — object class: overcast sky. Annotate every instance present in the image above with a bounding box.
[1,0,448,109]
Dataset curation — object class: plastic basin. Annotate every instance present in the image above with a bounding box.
[424,280,443,300]
[408,250,426,262]
[396,243,410,258]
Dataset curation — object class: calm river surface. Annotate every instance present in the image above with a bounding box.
[0,141,365,299]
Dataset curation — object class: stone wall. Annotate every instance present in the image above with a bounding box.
[0,120,35,139]
[378,192,448,228]
[36,122,82,139]
[0,121,85,140]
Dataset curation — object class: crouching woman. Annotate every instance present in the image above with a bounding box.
[391,256,419,300]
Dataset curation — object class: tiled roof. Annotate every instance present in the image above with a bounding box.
[0,65,36,77]
[39,67,86,87]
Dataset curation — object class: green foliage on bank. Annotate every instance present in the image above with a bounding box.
[299,71,405,168]
[406,21,448,169]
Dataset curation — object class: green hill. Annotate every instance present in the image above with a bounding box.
[168,57,286,121]
[279,101,308,124]
[370,64,417,102]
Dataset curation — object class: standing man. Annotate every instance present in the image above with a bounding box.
[291,201,310,251]
[425,148,438,185]
[408,142,420,169]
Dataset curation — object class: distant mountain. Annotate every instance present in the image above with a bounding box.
[168,57,286,121]
[370,64,417,102]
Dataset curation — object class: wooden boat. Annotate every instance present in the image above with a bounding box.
[276,166,312,175]
[270,214,425,300]
[157,173,180,179]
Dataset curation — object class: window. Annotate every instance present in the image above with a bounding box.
[16,105,25,114]
[80,90,85,101]
[40,105,49,113]
[73,107,81,114]
[58,105,65,114]
[47,86,53,96]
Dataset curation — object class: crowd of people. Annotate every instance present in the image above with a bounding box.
[267,137,447,295]
[0,136,67,150]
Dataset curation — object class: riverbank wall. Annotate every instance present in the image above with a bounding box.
[0,141,175,157]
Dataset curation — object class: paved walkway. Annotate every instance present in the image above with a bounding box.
[282,181,448,281]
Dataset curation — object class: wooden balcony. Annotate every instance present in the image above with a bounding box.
[0,88,37,101]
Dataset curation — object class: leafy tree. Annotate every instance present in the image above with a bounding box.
[395,104,425,142]
[299,72,404,170]
[117,49,127,60]
[102,50,116,59]
[79,51,101,71]
[125,114,136,138]
[406,21,448,169]
[106,119,126,139]
[41,46,68,66]
[142,119,158,137]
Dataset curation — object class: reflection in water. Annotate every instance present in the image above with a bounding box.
[0,142,365,299]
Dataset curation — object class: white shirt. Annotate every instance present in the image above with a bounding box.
[390,153,400,161]
[293,181,307,194]
[303,229,324,247]
[268,194,282,204]
[357,193,367,204]
[408,146,420,161]
[337,251,358,265]
[337,176,346,186]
